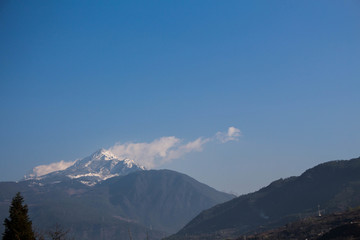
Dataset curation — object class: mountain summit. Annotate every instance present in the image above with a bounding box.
[25,148,145,186]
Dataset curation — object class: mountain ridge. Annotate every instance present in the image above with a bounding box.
[167,156,360,240]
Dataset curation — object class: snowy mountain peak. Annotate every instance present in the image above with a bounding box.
[25,149,145,186]
[90,148,118,161]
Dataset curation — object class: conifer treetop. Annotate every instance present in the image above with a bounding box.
[2,192,35,240]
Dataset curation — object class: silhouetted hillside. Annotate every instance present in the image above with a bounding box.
[168,156,360,240]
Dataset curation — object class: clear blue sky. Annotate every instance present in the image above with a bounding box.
[1,1,359,194]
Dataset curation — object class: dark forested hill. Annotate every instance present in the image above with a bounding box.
[168,156,360,240]
[0,169,233,240]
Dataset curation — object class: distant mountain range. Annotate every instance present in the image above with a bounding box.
[3,149,360,240]
[168,156,360,240]
[0,149,234,240]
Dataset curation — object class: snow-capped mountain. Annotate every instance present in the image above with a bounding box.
[25,148,145,186]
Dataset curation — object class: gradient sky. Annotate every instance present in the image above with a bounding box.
[1,1,360,195]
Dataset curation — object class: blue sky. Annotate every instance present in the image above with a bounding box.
[1,1,360,194]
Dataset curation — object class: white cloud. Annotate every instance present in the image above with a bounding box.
[27,160,75,179]
[109,126,241,168]
[215,126,242,143]
[109,136,181,168]
[108,136,211,169]
[166,137,210,162]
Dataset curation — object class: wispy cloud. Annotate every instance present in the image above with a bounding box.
[109,126,241,168]
[26,160,75,179]
[109,136,210,168]
[163,137,210,164]
[215,126,242,143]
[109,136,181,168]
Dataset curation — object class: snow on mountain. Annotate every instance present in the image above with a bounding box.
[25,148,145,186]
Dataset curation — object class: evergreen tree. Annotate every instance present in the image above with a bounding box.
[2,192,35,240]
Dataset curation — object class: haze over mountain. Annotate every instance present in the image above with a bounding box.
[168,156,360,240]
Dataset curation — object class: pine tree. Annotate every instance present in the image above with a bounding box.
[2,192,35,240]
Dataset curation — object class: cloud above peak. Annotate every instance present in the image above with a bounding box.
[109,126,241,169]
